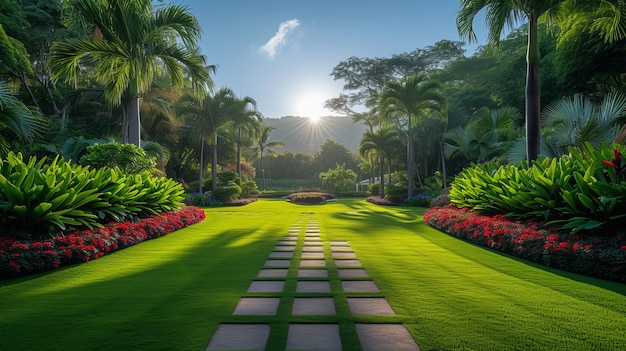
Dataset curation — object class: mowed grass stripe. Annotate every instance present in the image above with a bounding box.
[0,199,624,351]
[0,201,290,351]
[320,200,626,351]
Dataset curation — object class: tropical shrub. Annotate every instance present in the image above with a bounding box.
[217,171,240,186]
[0,152,185,238]
[79,142,156,174]
[424,206,626,283]
[0,206,205,279]
[187,193,222,207]
[424,170,444,189]
[385,184,408,203]
[213,185,241,202]
[319,163,357,193]
[368,183,380,196]
[403,191,439,207]
[240,181,260,198]
[450,142,626,234]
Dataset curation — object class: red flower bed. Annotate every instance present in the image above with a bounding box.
[0,206,205,279]
[287,191,335,204]
[424,206,626,283]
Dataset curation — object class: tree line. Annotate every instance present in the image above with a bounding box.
[1,0,626,199]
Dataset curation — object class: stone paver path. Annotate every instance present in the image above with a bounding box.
[206,220,420,351]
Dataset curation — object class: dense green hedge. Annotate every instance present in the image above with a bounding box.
[0,152,184,238]
[450,142,626,234]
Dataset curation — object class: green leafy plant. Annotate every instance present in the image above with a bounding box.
[0,152,186,238]
[240,181,260,198]
[449,142,626,233]
[368,183,380,196]
[79,142,156,174]
[0,152,104,236]
[319,163,357,193]
[213,185,242,202]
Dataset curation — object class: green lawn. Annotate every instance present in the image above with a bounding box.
[1,199,624,350]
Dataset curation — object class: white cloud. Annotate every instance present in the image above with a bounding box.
[259,19,300,58]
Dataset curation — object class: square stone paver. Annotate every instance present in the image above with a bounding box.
[298,269,328,278]
[269,251,294,258]
[206,324,269,350]
[264,259,291,267]
[247,281,285,293]
[332,251,356,258]
[300,259,326,267]
[342,280,380,293]
[335,259,361,267]
[274,245,296,251]
[302,246,323,252]
[233,297,280,315]
[356,324,420,351]
[338,269,368,278]
[258,269,288,277]
[303,240,322,244]
[301,252,324,259]
[347,298,395,315]
[278,240,297,246]
[286,324,341,351]
[331,246,353,252]
[296,281,331,293]
[292,297,336,315]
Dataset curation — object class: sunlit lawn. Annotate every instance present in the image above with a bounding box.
[0,199,624,350]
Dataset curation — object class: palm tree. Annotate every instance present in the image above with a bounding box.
[0,82,45,156]
[379,74,446,198]
[49,0,212,147]
[445,107,522,163]
[457,0,626,162]
[230,96,263,180]
[177,88,238,193]
[250,125,285,190]
[542,92,626,155]
[359,126,401,198]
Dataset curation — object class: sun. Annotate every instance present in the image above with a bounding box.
[294,92,329,122]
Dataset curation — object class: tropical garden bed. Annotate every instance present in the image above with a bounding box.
[424,206,626,283]
[422,142,626,283]
[286,191,336,204]
[0,206,205,279]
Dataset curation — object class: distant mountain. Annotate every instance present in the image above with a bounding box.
[264,116,366,154]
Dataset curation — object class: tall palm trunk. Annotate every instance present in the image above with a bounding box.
[407,132,414,198]
[212,130,218,193]
[379,151,385,198]
[261,150,266,190]
[526,14,541,163]
[236,128,242,179]
[440,137,447,188]
[128,96,141,147]
[128,77,141,147]
[199,135,205,193]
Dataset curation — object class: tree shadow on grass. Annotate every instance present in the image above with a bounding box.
[0,225,286,350]
[420,228,626,300]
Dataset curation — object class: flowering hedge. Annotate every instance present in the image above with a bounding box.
[424,206,626,283]
[0,206,205,279]
[287,191,335,204]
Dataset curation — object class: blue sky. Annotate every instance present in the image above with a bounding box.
[178,1,488,119]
